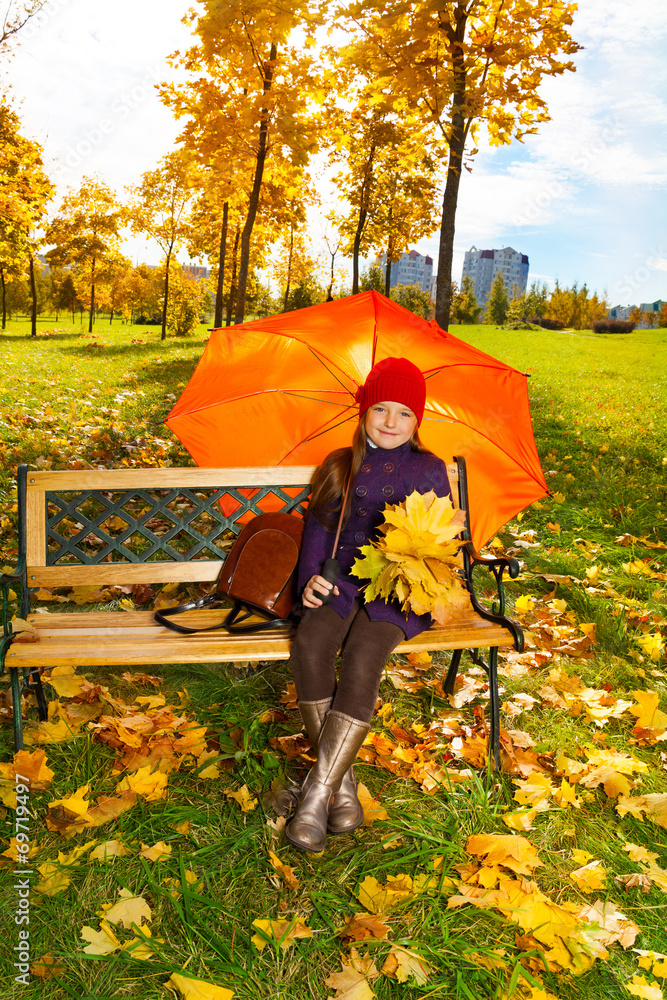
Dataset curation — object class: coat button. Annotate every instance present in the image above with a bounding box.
[383,462,394,473]
[382,485,394,497]
[354,532,365,543]
[360,463,371,473]
[357,507,368,517]
[355,485,367,497]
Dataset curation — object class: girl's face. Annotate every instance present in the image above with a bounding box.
[365,400,418,449]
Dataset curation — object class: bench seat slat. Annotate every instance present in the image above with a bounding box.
[26,563,224,587]
[5,609,515,668]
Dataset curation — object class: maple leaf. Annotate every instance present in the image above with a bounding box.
[569,860,606,893]
[121,925,163,960]
[381,945,431,985]
[466,834,543,876]
[139,841,172,862]
[502,809,538,831]
[630,691,667,737]
[624,843,660,864]
[80,919,122,956]
[90,840,131,861]
[31,952,65,979]
[0,748,54,790]
[268,850,299,891]
[552,778,582,809]
[356,782,389,826]
[351,490,468,624]
[512,772,552,811]
[636,635,666,661]
[251,917,312,950]
[616,873,652,893]
[355,874,418,914]
[325,948,379,1000]
[116,765,168,802]
[35,862,70,896]
[225,785,258,812]
[616,793,667,827]
[337,913,390,943]
[165,972,235,1000]
[625,975,664,1000]
[98,887,152,929]
[44,665,87,698]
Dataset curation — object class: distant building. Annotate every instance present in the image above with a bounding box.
[608,304,635,321]
[378,249,434,294]
[184,264,210,280]
[461,246,529,311]
[609,300,665,328]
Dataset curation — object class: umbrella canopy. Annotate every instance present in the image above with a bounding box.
[166,291,548,549]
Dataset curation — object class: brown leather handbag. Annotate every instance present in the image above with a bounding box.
[154,512,305,635]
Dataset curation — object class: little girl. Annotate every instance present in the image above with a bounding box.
[285,357,452,852]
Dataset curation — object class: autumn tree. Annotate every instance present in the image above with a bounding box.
[128,152,196,340]
[45,176,123,333]
[161,0,324,323]
[1,0,46,47]
[545,282,608,330]
[336,0,580,328]
[0,98,53,334]
[450,275,481,324]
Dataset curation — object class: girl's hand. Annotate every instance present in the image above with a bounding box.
[302,574,340,609]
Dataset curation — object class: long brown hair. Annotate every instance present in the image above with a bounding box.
[308,410,432,531]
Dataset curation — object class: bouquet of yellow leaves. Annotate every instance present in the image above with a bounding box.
[350,490,470,625]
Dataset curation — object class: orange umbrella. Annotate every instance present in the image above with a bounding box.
[166,291,548,549]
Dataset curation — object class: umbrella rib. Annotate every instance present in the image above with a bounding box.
[424,409,548,490]
[278,410,359,463]
[305,345,359,394]
[282,391,352,408]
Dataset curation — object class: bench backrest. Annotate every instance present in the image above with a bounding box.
[19,463,462,589]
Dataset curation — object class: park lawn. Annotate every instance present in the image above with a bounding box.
[0,316,666,1000]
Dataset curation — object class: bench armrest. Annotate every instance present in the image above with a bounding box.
[461,542,524,652]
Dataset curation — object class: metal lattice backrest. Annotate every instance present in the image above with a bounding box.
[45,485,311,566]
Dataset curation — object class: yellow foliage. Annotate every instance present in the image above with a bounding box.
[165,972,235,1000]
[351,490,468,624]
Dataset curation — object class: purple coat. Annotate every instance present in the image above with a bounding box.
[297,439,452,639]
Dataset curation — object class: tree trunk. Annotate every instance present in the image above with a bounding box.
[384,255,392,298]
[161,247,172,341]
[29,256,38,337]
[434,8,468,331]
[214,201,229,328]
[283,215,295,311]
[226,227,240,326]
[352,206,368,295]
[0,267,6,330]
[88,260,95,333]
[234,42,276,325]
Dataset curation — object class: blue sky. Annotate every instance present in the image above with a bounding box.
[5,0,667,307]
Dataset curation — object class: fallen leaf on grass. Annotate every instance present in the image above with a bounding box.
[623,843,660,864]
[624,975,664,1000]
[570,860,606,892]
[466,834,543,876]
[139,841,172,862]
[502,809,538,831]
[98,887,152,928]
[630,691,667,739]
[512,772,552,811]
[43,665,86,698]
[280,682,298,711]
[381,945,431,985]
[116,765,168,801]
[225,785,257,812]
[80,919,122,956]
[90,840,131,861]
[31,952,65,978]
[356,782,389,825]
[251,917,312,950]
[35,862,70,896]
[616,794,667,827]
[268,850,299,891]
[165,972,235,1000]
[355,874,418,914]
[616,873,652,893]
[325,949,379,1000]
[0,748,54,789]
[337,913,390,943]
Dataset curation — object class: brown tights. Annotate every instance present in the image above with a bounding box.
[289,599,404,723]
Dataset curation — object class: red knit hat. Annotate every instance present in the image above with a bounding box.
[355,357,426,425]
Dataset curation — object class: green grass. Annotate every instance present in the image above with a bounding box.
[1,315,667,999]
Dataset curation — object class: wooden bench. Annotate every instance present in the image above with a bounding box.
[1,461,523,765]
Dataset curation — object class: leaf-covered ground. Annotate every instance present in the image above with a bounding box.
[1,318,666,1000]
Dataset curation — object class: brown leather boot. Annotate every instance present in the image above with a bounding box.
[298,700,366,835]
[285,711,370,853]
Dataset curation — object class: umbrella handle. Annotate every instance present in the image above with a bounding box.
[318,558,339,606]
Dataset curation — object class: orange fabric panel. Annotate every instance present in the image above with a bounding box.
[166,292,548,549]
